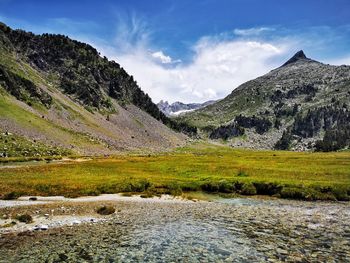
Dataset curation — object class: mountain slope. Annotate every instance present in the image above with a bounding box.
[178,51,350,151]
[0,22,189,157]
[157,100,217,116]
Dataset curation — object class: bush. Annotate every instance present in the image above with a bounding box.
[96,205,115,215]
[201,182,220,192]
[131,179,152,192]
[16,214,33,223]
[253,182,282,195]
[166,182,182,196]
[241,183,257,195]
[280,187,306,200]
[332,187,349,201]
[181,183,201,192]
[280,187,321,201]
[218,180,235,193]
[2,191,21,200]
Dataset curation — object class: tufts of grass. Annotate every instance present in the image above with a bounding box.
[241,183,257,195]
[1,221,17,228]
[15,214,33,224]
[96,206,115,215]
[236,169,249,177]
[2,191,21,200]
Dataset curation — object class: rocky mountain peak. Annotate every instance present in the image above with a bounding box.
[282,50,309,67]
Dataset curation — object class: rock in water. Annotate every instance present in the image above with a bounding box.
[72,220,81,225]
[34,224,49,231]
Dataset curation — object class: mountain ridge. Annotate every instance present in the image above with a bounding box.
[177,51,350,151]
[0,22,194,157]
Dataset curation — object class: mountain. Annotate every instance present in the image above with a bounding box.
[157,100,217,116]
[0,22,195,157]
[177,50,350,151]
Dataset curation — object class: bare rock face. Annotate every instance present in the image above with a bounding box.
[178,51,350,151]
[281,50,309,66]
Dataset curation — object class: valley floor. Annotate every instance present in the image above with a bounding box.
[0,142,350,201]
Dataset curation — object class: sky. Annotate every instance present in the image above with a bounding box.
[1,0,350,103]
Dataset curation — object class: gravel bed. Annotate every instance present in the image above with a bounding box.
[0,198,349,262]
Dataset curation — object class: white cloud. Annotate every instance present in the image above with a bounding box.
[151,51,173,64]
[105,37,288,103]
[95,23,291,103]
[93,22,296,103]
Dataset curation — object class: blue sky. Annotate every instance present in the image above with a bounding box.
[1,0,350,103]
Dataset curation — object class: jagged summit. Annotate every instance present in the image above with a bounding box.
[282,50,309,67]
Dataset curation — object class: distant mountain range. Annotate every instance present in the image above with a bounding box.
[177,50,350,151]
[157,100,217,116]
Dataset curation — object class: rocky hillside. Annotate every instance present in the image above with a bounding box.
[178,51,350,151]
[157,100,216,116]
[0,22,193,157]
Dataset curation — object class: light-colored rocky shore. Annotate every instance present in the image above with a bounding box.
[0,196,349,262]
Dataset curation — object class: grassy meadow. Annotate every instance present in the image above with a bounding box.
[1,142,350,201]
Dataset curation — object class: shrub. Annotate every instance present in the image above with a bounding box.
[280,187,320,200]
[201,182,220,192]
[131,179,152,192]
[253,182,282,195]
[241,183,257,195]
[16,214,33,223]
[280,187,307,200]
[332,187,350,201]
[96,206,115,215]
[2,191,21,200]
[218,180,235,193]
[140,193,154,198]
[233,181,244,191]
[181,183,201,192]
[166,182,182,196]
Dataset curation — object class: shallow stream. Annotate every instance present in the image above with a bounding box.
[0,197,349,262]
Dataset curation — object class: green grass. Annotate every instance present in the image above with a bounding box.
[0,93,108,152]
[0,142,349,201]
[0,130,71,158]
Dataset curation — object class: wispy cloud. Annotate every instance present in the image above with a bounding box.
[113,12,151,52]
[233,27,275,36]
